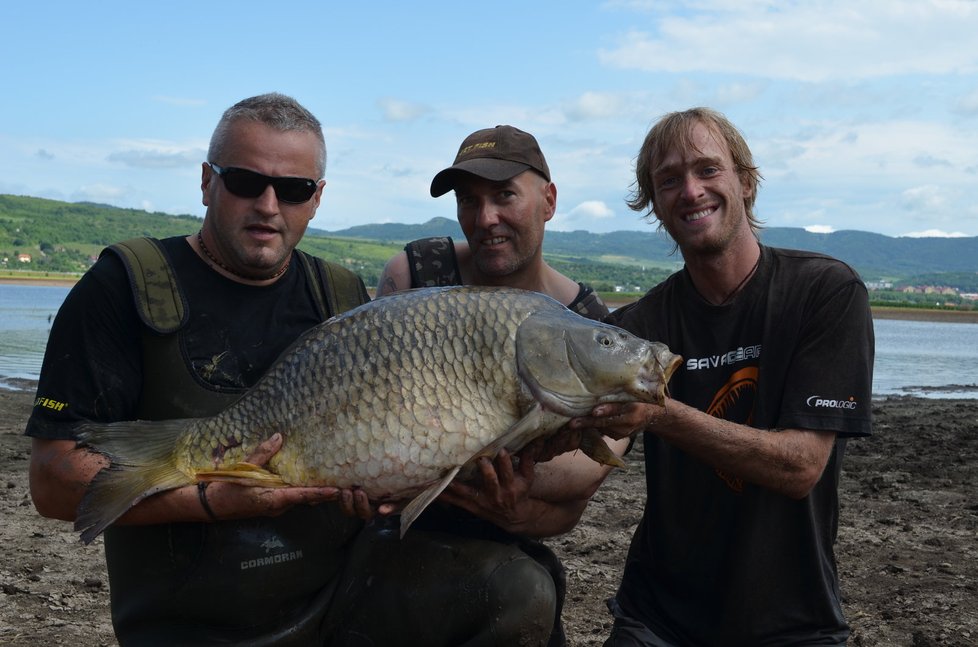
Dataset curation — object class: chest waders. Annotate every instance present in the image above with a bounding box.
[100,237,368,646]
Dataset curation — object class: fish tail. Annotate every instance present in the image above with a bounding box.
[75,419,195,544]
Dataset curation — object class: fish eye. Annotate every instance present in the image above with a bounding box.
[597,333,614,347]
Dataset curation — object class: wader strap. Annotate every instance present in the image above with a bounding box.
[404,237,462,288]
[103,237,188,333]
[567,284,610,321]
[297,251,370,321]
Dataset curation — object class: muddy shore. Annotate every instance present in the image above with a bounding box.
[1,380,976,646]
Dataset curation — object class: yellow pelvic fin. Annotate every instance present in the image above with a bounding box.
[195,462,288,487]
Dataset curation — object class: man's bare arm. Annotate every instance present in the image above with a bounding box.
[376,252,411,296]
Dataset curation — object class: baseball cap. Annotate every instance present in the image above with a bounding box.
[430,125,551,197]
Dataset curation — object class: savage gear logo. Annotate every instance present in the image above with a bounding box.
[686,344,761,371]
[706,366,759,493]
[806,395,859,410]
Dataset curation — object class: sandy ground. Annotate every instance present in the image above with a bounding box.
[1,381,976,646]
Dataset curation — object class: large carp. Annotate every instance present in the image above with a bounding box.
[75,286,681,544]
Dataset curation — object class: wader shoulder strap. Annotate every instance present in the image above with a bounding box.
[404,237,462,288]
[101,237,232,418]
[568,284,610,322]
[102,237,188,334]
[297,251,370,320]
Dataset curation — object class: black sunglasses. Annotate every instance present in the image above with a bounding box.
[208,163,319,204]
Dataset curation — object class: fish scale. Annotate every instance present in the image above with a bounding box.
[75,286,682,543]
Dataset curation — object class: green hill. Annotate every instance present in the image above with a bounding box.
[3,194,978,300]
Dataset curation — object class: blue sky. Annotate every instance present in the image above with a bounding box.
[3,1,977,238]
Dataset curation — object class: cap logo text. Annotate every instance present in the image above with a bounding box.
[460,142,496,155]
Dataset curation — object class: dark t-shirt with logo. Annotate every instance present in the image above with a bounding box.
[605,244,873,646]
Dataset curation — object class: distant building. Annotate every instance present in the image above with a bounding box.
[17,253,31,263]
[922,286,958,296]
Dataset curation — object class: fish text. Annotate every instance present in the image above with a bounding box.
[34,397,68,412]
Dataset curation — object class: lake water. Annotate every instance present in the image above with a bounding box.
[2,284,977,398]
[0,284,70,385]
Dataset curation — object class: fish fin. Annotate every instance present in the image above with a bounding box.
[471,405,559,461]
[578,430,626,468]
[398,466,462,538]
[75,419,195,545]
[195,463,287,487]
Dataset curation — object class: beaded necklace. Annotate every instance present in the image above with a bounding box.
[196,230,290,281]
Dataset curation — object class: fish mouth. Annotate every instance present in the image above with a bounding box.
[625,347,682,404]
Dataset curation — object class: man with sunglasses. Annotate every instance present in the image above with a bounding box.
[26,93,371,645]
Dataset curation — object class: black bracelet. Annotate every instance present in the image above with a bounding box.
[197,482,219,522]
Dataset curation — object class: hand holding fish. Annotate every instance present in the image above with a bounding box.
[439,449,536,527]
[335,488,400,520]
[569,401,670,440]
[196,433,345,522]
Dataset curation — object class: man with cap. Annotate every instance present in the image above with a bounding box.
[336,125,621,646]
[378,125,606,321]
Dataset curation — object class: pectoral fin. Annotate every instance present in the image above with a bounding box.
[578,430,626,468]
[399,465,463,537]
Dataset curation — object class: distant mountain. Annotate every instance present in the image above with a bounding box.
[320,217,978,279]
[3,195,977,286]
[309,218,464,243]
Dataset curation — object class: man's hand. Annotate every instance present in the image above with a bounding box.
[335,488,400,520]
[196,434,344,521]
[569,401,667,440]
[438,449,538,528]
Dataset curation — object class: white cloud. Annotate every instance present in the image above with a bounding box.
[552,200,617,231]
[901,185,946,212]
[598,1,978,82]
[564,92,629,121]
[900,229,971,238]
[804,224,836,233]
[913,154,952,168]
[107,148,203,169]
[953,87,978,116]
[71,183,126,203]
[713,81,767,104]
[377,98,431,122]
[102,138,205,169]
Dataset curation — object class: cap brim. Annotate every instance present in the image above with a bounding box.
[429,159,532,197]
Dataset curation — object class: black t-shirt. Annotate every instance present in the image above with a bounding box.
[605,245,874,646]
[26,236,327,437]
